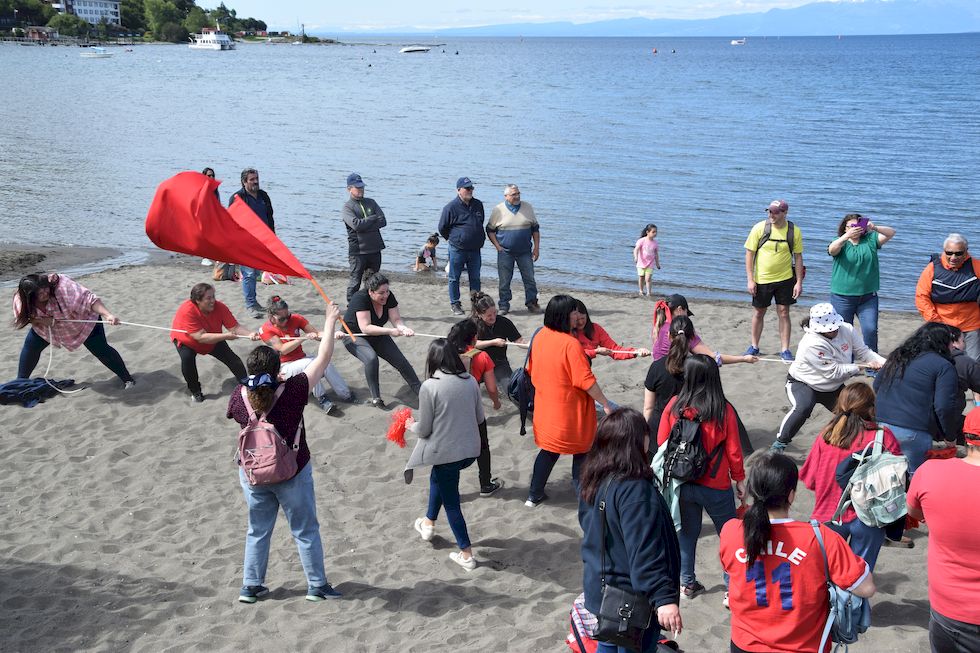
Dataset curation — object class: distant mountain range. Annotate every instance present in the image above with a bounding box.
[331,0,979,37]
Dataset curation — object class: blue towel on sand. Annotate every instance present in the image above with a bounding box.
[0,378,76,407]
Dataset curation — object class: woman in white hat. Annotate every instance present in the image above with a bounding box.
[770,303,885,452]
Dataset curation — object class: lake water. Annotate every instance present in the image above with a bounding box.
[1,34,978,309]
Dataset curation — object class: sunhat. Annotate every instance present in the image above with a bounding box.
[809,303,844,333]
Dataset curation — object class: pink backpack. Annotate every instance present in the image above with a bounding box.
[237,386,302,486]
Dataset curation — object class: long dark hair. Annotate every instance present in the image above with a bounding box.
[671,354,727,426]
[579,408,654,505]
[743,452,798,565]
[878,322,956,388]
[14,273,58,329]
[425,338,466,378]
[447,319,477,353]
[544,294,578,333]
[640,223,657,237]
[820,383,877,449]
[665,315,695,376]
[245,345,281,414]
[573,299,595,339]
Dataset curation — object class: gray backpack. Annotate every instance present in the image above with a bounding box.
[832,429,908,528]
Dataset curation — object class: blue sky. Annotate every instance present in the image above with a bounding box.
[224,0,826,32]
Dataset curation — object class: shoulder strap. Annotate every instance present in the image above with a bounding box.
[241,384,286,422]
[831,438,876,523]
[598,478,613,589]
[872,428,884,457]
[786,221,796,252]
[810,520,836,653]
[757,220,773,250]
[523,326,543,369]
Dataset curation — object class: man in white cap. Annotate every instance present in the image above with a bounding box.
[771,302,884,452]
[744,199,804,361]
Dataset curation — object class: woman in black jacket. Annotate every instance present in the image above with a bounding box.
[579,408,682,653]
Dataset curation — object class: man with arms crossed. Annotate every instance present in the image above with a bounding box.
[744,199,804,362]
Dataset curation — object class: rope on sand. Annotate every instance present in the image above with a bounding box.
[43,326,86,395]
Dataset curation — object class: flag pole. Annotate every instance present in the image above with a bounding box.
[309,276,356,341]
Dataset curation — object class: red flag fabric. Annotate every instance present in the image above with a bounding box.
[145,171,311,279]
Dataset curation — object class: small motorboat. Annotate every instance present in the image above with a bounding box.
[80,46,113,58]
[730,38,746,45]
[399,45,431,53]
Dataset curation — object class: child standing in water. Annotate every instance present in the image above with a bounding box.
[633,224,661,296]
[414,233,440,272]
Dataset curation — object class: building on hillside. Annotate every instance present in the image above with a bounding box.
[26,25,60,41]
[51,0,122,26]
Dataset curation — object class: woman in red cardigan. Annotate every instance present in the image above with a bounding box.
[571,298,651,361]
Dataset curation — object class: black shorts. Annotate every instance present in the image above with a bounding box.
[752,276,796,308]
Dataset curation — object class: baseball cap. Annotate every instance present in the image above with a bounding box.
[667,294,693,316]
[456,176,474,189]
[346,173,365,188]
[808,303,844,333]
[963,408,980,441]
[767,199,789,213]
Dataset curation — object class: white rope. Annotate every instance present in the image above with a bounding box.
[56,318,190,333]
[43,327,86,395]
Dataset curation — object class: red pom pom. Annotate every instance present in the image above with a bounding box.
[387,407,412,448]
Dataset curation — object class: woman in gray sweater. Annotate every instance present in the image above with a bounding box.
[405,338,484,571]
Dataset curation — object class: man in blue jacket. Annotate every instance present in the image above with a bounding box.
[229,167,274,318]
[438,177,485,316]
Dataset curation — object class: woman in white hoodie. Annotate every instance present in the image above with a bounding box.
[770,303,885,452]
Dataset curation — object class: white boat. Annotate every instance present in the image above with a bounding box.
[399,45,431,53]
[730,38,746,45]
[189,27,235,50]
[80,46,113,58]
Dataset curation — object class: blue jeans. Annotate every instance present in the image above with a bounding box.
[678,483,736,586]
[826,518,886,570]
[240,266,259,308]
[447,245,481,306]
[239,463,326,587]
[829,292,879,352]
[497,249,537,311]
[879,422,931,475]
[426,458,476,550]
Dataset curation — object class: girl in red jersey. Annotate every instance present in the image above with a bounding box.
[800,383,903,570]
[657,354,745,602]
[719,452,876,653]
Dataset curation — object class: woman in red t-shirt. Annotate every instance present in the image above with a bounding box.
[800,383,903,569]
[570,298,651,361]
[720,452,875,653]
[170,282,258,403]
[448,319,503,497]
[657,354,745,602]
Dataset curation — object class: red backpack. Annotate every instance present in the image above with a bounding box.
[237,386,302,486]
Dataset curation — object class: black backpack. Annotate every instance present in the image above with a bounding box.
[507,327,541,436]
[661,413,725,486]
[756,220,806,279]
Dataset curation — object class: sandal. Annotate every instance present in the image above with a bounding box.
[414,518,434,542]
[883,536,914,548]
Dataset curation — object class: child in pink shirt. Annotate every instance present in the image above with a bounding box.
[633,223,661,296]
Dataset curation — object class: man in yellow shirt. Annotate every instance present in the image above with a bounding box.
[743,199,804,361]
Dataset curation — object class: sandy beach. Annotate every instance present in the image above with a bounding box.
[0,253,934,652]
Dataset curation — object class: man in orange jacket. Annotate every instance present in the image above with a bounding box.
[915,233,980,361]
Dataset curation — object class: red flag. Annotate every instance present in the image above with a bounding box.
[145,171,311,279]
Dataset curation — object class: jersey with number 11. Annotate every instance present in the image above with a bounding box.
[719,519,869,653]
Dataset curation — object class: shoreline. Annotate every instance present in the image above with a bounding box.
[0,242,919,316]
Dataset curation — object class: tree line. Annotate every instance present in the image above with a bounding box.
[0,0,266,42]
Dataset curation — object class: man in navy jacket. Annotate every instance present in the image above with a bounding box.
[438,177,485,315]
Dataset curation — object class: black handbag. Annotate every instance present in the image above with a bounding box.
[594,483,653,652]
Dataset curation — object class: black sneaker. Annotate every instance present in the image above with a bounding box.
[318,397,336,415]
[365,397,386,409]
[192,392,205,403]
[306,583,342,601]
[681,581,706,599]
[450,303,465,316]
[238,585,269,604]
[480,479,503,496]
[524,492,549,508]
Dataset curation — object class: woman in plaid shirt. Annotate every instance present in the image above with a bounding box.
[13,273,134,387]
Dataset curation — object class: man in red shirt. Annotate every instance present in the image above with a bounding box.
[907,408,980,652]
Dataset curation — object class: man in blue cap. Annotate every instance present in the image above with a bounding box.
[438,177,486,315]
[341,172,387,301]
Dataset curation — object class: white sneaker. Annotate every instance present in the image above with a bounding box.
[201,258,213,266]
[449,551,476,571]
[414,518,434,542]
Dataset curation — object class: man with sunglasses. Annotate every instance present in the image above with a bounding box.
[743,199,804,362]
[916,233,980,361]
